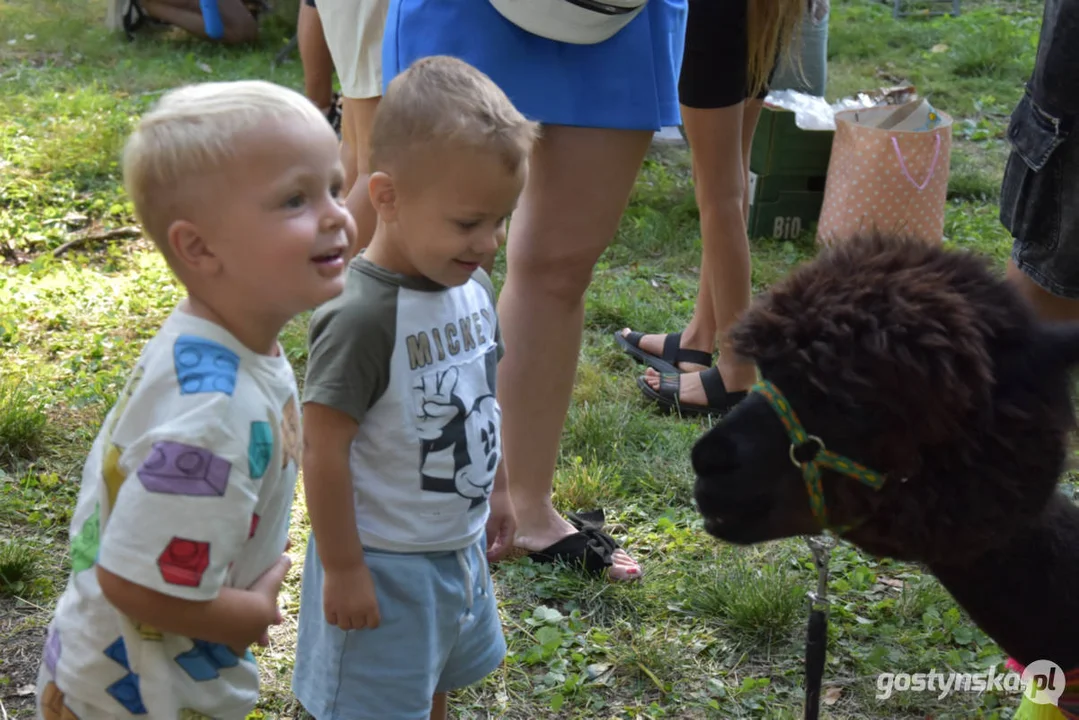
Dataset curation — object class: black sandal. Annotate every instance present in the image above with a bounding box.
[324,92,343,138]
[636,366,748,417]
[526,510,627,577]
[615,330,714,374]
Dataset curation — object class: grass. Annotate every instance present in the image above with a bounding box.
[0,540,40,597]
[0,379,48,465]
[0,0,1067,717]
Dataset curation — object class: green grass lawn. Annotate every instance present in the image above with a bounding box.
[0,1,1069,717]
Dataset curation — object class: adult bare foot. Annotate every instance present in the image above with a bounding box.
[616,328,714,374]
[514,506,642,581]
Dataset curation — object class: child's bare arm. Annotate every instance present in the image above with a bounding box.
[302,401,381,630]
[302,402,364,571]
[97,554,290,653]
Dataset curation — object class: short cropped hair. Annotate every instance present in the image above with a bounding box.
[368,56,540,181]
[122,80,328,248]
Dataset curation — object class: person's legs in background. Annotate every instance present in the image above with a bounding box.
[636,100,760,408]
[316,0,389,250]
[496,125,653,581]
[139,0,258,43]
[298,0,340,132]
[625,0,768,411]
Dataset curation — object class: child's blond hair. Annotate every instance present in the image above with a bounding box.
[122,80,329,249]
[368,56,539,182]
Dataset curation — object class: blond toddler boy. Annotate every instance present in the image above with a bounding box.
[35,79,356,719]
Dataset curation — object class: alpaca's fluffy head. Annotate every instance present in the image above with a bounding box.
[692,234,1079,564]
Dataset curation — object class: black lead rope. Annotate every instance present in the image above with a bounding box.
[803,535,835,720]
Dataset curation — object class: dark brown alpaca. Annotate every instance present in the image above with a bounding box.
[691,235,1079,696]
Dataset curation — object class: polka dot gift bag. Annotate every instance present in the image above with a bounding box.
[816,99,953,246]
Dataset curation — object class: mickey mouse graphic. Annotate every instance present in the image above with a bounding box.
[413,350,501,508]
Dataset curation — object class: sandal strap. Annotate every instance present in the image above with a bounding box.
[661,332,714,368]
[526,511,620,575]
[656,372,682,398]
[123,0,147,39]
[698,366,749,411]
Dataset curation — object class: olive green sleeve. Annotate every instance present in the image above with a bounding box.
[302,272,397,424]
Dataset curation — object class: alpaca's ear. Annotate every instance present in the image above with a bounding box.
[1039,322,1079,368]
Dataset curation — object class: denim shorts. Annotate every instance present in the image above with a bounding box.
[291,533,505,720]
[770,11,829,97]
[1001,90,1079,298]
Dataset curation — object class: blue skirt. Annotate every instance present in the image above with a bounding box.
[382,0,688,131]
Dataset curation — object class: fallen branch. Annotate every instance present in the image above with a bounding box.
[52,226,142,258]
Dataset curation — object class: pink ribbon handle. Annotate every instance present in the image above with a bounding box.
[891,133,942,191]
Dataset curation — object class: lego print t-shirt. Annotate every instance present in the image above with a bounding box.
[39,308,301,719]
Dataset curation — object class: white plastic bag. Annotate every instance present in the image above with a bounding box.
[762,89,884,131]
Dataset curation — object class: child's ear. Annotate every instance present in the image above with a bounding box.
[166,219,222,276]
[368,172,398,222]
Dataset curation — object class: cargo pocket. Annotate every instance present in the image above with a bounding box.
[1007,90,1068,173]
[1000,91,1068,249]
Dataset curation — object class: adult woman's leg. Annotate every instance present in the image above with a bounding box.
[298,1,335,112]
[498,125,652,580]
[640,101,758,405]
[315,0,387,247]
[339,98,381,241]
[618,96,762,378]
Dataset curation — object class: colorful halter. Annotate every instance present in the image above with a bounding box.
[752,380,887,533]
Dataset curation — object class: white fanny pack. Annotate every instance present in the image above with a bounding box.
[489,0,648,45]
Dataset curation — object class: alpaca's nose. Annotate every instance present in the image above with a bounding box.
[691,431,739,478]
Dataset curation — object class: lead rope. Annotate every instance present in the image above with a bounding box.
[803,534,835,720]
[750,380,889,720]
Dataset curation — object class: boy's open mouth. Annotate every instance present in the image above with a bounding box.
[312,249,344,265]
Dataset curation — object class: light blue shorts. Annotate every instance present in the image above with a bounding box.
[291,533,505,720]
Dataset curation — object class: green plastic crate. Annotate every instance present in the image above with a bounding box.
[750,106,835,177]
[747,171,827,240]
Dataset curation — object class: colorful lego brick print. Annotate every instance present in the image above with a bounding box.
[280,396,301,469]
[104,636,131,670]
[135,622,163,641]
[108,365,145,428]
[106,673,147,715]
[158,537,211,587]
[103,636,148,715]
[138,441,231,497]
[248,421,273,479]
[40,681,80,720]
[102,443,127,509]
[248,513,260,539]
[173,335,240,396]
[70,503,100,573]
[174,639,240,682]
[99,365,144,508]
[44,626,61,674]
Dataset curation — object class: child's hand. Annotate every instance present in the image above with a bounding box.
[486,487,517,562]
[323,564,380,630]
[229,553,291,655]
